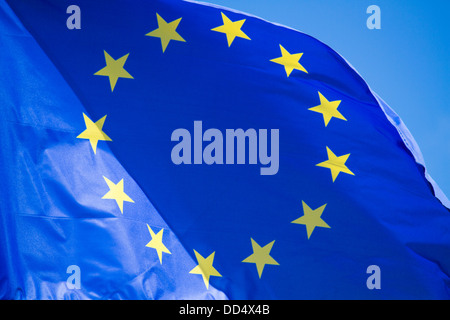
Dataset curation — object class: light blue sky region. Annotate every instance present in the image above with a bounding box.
[201,0,450,199]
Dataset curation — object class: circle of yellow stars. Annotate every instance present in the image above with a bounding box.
[75,9,356,291]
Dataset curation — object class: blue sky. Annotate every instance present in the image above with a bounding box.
[202,0,450,199]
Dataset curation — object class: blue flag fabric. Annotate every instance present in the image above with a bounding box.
[1,0,449,299]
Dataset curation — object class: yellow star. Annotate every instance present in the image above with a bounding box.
[309,92,346,127]
[76,113,112,154]
[211,12,251,47]
[146,225,171,264]
[189,250,222,289]
[270,44,308,77]
[101,176,134,214]
[146,13,185,53]
[242,238,279,279]
[94,51,133,92]
[291,201,330,239]
[316,146,354,182]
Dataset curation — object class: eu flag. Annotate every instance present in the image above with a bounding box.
[1,0,449,299]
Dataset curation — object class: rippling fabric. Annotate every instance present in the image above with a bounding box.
[1,0,449,299]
